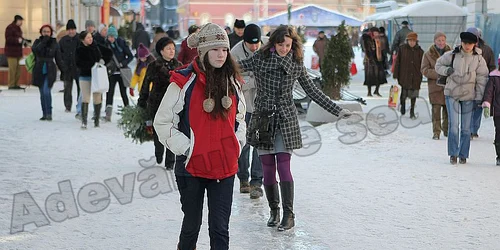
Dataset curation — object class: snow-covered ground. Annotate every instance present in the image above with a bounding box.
[1,50,500,250]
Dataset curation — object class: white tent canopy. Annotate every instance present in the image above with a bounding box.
[365,0,467,21]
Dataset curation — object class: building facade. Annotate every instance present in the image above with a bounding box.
[0,0,103,47]
[176,0,364,37]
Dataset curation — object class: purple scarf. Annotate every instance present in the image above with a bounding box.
[135,61,148,75]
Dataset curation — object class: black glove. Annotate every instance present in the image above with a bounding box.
[446,67,454,76]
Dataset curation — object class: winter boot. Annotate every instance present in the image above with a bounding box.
[105,105,112,122]
[240,181,250,193]
[94,104,102,127]
[81,103,89,129]
[278,181,295,231]
[410,98,416,119]
[374,85,382,97]
[400,102,406,115]
[264,184,280,227]
[367,86,372,97]
[494,141,500,166]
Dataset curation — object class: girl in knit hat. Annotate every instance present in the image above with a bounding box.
[153,23,246,250]
[137,37,181,170]
[238,24,352,231]
[129,43,155,96]
[393,32,424,119]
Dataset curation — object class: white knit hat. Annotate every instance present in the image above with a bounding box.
[187,23,230,62]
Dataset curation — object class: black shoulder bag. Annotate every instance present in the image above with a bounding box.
[246,85,280,148]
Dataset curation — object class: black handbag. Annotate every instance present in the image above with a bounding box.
[247,108,277,147]
[437,52,456,87]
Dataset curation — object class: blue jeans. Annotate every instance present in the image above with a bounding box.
[445,96,473,158]
[471,100,483,135]
[39,75,52,117]
[237,112,263,186]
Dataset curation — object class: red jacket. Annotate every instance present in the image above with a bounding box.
[153,59,247,180]
[177,39,198,65]
[4,22,23,58]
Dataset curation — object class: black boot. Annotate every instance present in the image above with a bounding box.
[264,184,280,227]
[374,85,382,97]
[81,103,89,129]
[278,181,295,231]
[495,141,500,166]
[94,104,102,127]
[410,98,416,119]
[367,86,372,97]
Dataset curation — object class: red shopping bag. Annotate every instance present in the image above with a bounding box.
[350,62,358,75]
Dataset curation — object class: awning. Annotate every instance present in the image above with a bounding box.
[110,6,123,17]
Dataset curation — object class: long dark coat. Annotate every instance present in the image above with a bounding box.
[137,57,182,119]
[362,34,387,87]
[394,43,424,90]
[58,35,80,82]
[239,51,343,151]
[31,36,66,88]
[421,44,452,105]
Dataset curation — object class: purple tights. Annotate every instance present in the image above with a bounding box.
[260,153,293,185]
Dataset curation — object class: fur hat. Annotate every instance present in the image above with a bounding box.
[155,37,175,56]
[66,20,76,30]
[187,23,229,62]
[137,43,150,58]
[234,19,246,29]
[433,32,446,41]
[406,32,418,41]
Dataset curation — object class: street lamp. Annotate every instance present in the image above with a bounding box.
[286,0,293,24]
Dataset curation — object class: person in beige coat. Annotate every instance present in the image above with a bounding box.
[421,32,452,140]
[435,31,489,165]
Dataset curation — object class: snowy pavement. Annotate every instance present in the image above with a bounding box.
[2,56,500,249]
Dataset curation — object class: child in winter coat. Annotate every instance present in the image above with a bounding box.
[129,43,155,96]
[481,62,500,165]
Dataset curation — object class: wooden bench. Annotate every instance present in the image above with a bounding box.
[0,48,32,86]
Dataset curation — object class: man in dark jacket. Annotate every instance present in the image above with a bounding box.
[177,25,199,65]
[59,20,80,112]
[229,19,245,49]
[466,27,496,139]
[132,23,150,55]
[4,15,26,90]
[391,21,412,54]
[312,31,328,69]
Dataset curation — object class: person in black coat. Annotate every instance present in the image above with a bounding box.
[132,23,150,54]
[59,19,80,112]
[228,19,245,49]
[104,26,133,121]
[138,37,182,169]
[75,31,107,129]
[32,24,67,121]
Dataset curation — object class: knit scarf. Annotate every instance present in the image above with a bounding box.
[135,61,148,75]
[434,45,445,56]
